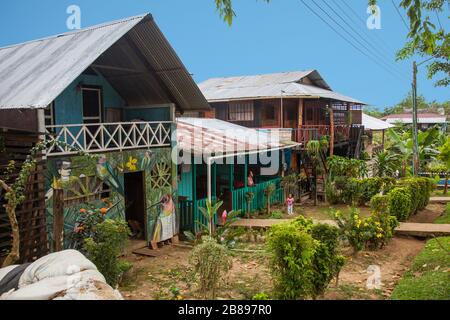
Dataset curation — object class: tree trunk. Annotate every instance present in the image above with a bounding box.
[0,180,20,267]
[444,175,448,195]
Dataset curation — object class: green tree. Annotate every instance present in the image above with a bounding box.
[372,0,449,87]
[215,0,448,87]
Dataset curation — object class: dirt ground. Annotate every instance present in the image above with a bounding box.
[407,203,445,223]
[119,203,445,300]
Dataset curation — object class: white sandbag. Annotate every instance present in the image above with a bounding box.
[0,265,19,282]
[18,249,100,287]
[1,269,120,300]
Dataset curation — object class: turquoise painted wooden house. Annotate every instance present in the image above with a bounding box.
[176,118,298,232]
[0,14,210,251]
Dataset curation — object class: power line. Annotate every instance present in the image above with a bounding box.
[340,0,401,56]
[322,0,409,78]
[391,0,409,31]
[301,0,409,81]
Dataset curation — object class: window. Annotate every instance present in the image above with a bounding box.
[44,102,56,134]
[228,101,254,121]
[44,102,55,127]
[263,104,276,120]
[82,87,102,124]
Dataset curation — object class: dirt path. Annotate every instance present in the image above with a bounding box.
[324,236,425,300]
[119,234,425,300]
[408,203,445,223]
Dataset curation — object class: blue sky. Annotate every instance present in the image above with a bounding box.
[1,0,448,110]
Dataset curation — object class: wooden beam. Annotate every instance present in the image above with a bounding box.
[329,103,335,156]
[53,188,64,252]
[91,64,143,73]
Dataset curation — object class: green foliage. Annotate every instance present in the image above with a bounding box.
[373,151,400,177]
[252,292,270,300]
[333,207,399,252]
[71,206,108,250]
[83,219,130,287]
[370,194,389,214]
[266,221,316,300]
[266,216,344,300]
[327,177,395,206]
[198,199,224,236]
[270,210,284,219]
[189,237,233,299]
[435,203,450,224]
[327,156,367,180]
[387,177,434,220]
[391,237,450,300]
[387,187,413,221]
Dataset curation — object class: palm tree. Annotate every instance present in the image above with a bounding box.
[198,199,223,236]
[264,183,276,215]
[373,151,400,177]
[244,192,254,218]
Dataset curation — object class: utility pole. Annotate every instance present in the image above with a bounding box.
[411,61,420,176]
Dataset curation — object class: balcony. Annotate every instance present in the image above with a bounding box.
[259,125,357,147]
[44,121,172,156]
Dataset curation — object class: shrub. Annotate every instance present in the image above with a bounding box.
[266,222,316,300]
[266,217,344,300]
[270,210,284,219]
[334,207,398,252]
[71,206,108,250]
[370,194,389,214]
[189,237,232,299]
[252,293,270,300]
[387,187,413,221]
[310,223,346,298]
[83,219,130,287]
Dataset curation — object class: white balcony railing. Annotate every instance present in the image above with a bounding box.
[45,121,172,156]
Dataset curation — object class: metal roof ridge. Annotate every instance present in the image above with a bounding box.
[0,13,150,51]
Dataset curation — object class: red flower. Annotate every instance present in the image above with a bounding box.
[100,207,108,215]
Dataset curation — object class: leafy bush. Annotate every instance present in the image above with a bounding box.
[252,293,270,300]
[83,219,130,287]
[309,223,346,298]
[71,206,108,250]
[266,216,344,300]
[334,207,398,252]
[387,187,413,221]
[270,210,284,219]
[266,222,316,300]
[370,194,389,214]
[189,237,232,299]
[327,156,367,179]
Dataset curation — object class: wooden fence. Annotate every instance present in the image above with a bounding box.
[0,127,48,264]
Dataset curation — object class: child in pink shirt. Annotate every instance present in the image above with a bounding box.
[286,194,295,215]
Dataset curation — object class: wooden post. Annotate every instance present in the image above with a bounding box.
[244,156,248,188]
[329,103,335,157]
[53,188,64,252]
[382,130,386,150]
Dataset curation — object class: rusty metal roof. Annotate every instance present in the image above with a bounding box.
[0,14,210,111]
[176,117,298,155]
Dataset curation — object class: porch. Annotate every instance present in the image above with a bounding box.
[44,121,172,156]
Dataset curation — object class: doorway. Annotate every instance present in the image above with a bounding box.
[124,171,146,240]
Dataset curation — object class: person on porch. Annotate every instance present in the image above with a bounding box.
[247,170,255,187]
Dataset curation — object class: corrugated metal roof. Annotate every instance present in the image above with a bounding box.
[198,71,364,104]
[0,14,210,111]
[176,117,298,155]
[362,113,394,131]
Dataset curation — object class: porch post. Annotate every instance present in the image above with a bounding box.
[382,130,386,150]
[229,160,234,191]
[329,101,334,156]
[244,155,248,188]
[212,162,217,199]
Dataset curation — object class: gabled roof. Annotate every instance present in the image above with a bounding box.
[177,117,298,156]
[362,113,394,131]
[0,14,210,111]
[198,70,364,104]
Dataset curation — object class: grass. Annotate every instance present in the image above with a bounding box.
[434,203,450,224]
[391,237,450,300]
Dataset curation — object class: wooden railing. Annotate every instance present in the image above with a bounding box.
[179,197,217,233]
[45,121,172,156]
[231,177,284,214]
[260,125,353,146]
